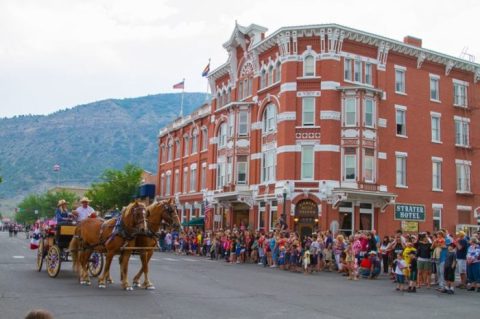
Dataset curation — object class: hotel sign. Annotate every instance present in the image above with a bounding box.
[394,203,425,221]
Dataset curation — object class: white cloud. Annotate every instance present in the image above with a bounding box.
[0,0,479,117]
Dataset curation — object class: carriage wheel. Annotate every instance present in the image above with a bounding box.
[88,252,104,277]
[36,239,44,272]
[46,245,62,278]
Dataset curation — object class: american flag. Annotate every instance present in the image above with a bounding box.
[203,200,212,225]
[53,164,60,171]
[172,80,185,89]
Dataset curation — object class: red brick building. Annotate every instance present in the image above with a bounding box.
[158,23,480,237]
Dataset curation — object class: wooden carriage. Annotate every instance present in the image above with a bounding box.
[36,223,104,278]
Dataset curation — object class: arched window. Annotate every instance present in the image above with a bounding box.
[218,123,227,148]
[191,129,198,154]
[201,128,208,151]
[263,104,277,133]
[274,61,281,83]
[268,65,274,86]
[167,139,173,161]
[304,55,315,77]
[238,81,243,100]
[260,69,267,88]
[175,139,180,159]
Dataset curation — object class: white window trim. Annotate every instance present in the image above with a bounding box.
[343,151,357,182]
[343,96,357,127]
[430,114,442,143]
[433,207,442,230]
[258,202,266,230]
[302,97,315,126]
[395,105,407,137]
[395,153,407,188]
[394,66,407,95]
[363,98,375,128]
[269,201,278,231]
[301,145,315,180]
[429,74,441,102]
[363,150,376,183]
[432,159,442,192]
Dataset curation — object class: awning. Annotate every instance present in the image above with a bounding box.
[182,217,204,227]
[331,188,397,211]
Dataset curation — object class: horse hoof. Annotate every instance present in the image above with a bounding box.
[80,281,86,285]
[86,281,91,286]
[98,284,106,289]
[146,285,156,290]
[107,280,114,284]
[133,282,140,288]
[125,286,133,291]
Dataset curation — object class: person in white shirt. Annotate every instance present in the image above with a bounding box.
[73,197,95,221]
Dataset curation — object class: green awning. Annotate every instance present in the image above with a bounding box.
[181,217,205,227]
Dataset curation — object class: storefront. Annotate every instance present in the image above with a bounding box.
[294,199,319,239]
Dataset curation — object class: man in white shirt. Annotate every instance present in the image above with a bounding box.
[74,197,95,221]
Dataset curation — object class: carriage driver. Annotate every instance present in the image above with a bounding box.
[72,197,95,222]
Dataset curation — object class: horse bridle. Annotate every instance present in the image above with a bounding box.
[131,205,148,233]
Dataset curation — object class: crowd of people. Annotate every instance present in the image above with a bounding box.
[156,226,480,295]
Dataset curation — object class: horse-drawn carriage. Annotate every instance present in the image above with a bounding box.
[36,223,104,278]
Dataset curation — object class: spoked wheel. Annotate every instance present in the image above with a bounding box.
[36,239,44,272]
[88,252,104,277]
[46,245,61,278]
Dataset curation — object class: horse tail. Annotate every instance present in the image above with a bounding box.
[69,236,79,272]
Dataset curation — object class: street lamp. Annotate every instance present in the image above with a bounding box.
[281,181,290,230]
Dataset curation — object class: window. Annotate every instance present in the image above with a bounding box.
[263,104,277,133]
[344,58,352,81]
[226,88,231,104]
[359,203,373,231]
[268,65,274,86]
[433,207,441,231]
[302,97,315,126]
[364,99,374,127]
[191,130,198,154]
[167,141,173,162]
[228,113,235,137]
[217,163,225,188]
[218,123,227,148]
[344,98,356,126]
[396,155,407,187]
[262,149,276,182]
[365,63,372,85]
[160,145,165,163]
[364,148,375,182]
[304,55,315,76]
[455,118,469,147]
[432,160,442,191]
[201,128,208,151]
[190,167,197,192]
[237,155,248,184]
[395,68,406,93]
[274,61,281,82]
[431,115,441,142]
[260,69,266,88]
[183,136,189,156]
[354,60,362,82]
[300,145,314,180]
[175,140,181,159]
[160,175,164,196]
[396,108,406,136]
[454,82,467,107]
[258,202,265,230]
[226,157,232,184]
[456,163,471,192]
[344,147,356,181]
[201,165,206,190]
[238,111,248,136]
[238,80,243,100]
[183,168,188,193]
[269,201,278,231]
[174,170,179,194]
[165,174,171,196]
[430,75,440,101]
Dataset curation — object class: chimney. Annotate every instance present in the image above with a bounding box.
[403,36,422,48]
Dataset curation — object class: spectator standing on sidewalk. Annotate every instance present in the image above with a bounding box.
[455,231,468,289]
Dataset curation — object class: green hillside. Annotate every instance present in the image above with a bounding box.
[0,92,208,210]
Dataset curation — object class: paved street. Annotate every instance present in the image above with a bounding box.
[0,231,478,319]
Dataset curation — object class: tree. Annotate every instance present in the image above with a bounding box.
[85,164,143,213]
[16,190,77,224]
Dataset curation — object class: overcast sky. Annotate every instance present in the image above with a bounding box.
[0,0,478,118]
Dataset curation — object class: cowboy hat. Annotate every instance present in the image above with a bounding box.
[80,197,91,203]
[57,199,67,207]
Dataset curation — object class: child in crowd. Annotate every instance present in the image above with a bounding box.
[303,249,311,274]
[442,243,457,294]
[407,251,417,292]
[394,253,407,291]
[278,246,286,270]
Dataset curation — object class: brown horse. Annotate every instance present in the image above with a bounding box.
[69,201,148,290]
[130,199,181,289]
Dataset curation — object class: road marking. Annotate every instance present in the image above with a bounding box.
[181,258,198,262]
[13,256,25,259]
[150,258,160,261]
[163,258,178,262]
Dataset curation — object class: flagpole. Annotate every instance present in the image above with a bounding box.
[205,58,210,102]
[180,78,185,117]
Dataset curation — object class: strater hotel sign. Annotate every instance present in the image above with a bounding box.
[394,203,425,221]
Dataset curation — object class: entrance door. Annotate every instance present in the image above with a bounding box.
[295,199,318,238]
[300,226,313,240]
